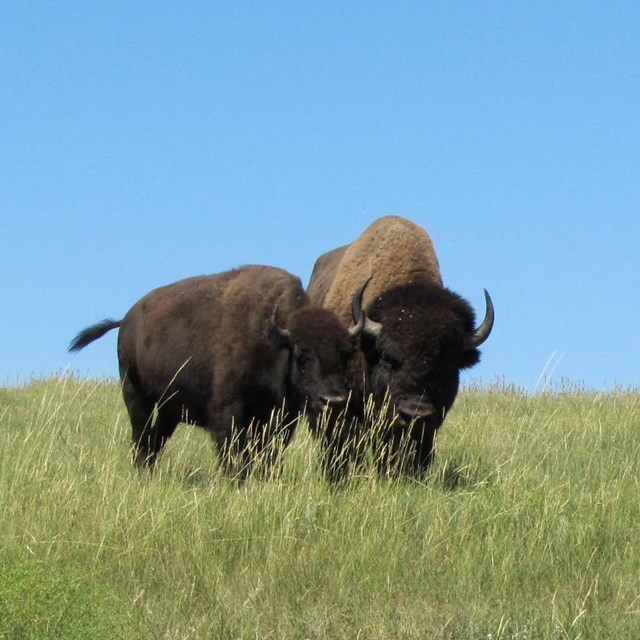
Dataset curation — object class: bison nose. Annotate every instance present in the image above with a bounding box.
[397,399,436,424]
[319,393,348,410]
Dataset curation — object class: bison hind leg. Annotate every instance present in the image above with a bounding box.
[121,378,179,469]
[132,408,180,469]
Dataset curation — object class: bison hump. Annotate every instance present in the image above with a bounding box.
[324,215,443,324]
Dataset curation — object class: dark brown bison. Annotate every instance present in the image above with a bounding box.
[307,215,494,477]
[70,265,366,477]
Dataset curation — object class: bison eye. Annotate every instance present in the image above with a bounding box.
[295,351,312,372]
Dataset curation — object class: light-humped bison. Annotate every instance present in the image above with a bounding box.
[70,265,366,477]
[307,215,494,478]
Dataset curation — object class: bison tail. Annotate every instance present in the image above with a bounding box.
[68,319,122,352]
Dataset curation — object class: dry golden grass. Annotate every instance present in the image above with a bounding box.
[1,376,639,639]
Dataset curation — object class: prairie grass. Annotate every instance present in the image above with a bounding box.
[1,376,639,639]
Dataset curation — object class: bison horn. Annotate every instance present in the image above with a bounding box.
[269,305,291,343]
[464,289,494,350]
[350,275,382,338]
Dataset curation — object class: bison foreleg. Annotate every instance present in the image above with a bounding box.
[410,426,437,477]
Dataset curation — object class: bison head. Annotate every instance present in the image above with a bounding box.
[268,281,369,424]
[353,282,494,444]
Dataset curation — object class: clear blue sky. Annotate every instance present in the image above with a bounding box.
[2,2,639,391]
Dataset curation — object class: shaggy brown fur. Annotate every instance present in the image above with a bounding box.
[70,265,359,476]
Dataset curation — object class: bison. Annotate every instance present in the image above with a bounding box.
[69,265,366,477]
[307,215,494,477]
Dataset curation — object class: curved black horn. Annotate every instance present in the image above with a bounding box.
[464,289,494,350]
[269,305,291,342]
[350,274,382,338]
[349,276,371,337]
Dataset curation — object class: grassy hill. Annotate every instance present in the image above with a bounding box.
[1,376,639,639]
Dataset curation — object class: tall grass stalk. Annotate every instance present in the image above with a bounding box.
[1,376,639,639]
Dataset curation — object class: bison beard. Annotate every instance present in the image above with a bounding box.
[69,265,367,479]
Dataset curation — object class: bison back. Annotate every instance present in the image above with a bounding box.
[116,266,308,418]
[307,245,348,306]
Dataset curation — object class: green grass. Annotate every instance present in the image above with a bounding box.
[1,376,639,639]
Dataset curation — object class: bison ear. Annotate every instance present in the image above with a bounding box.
[268,305,292,349]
